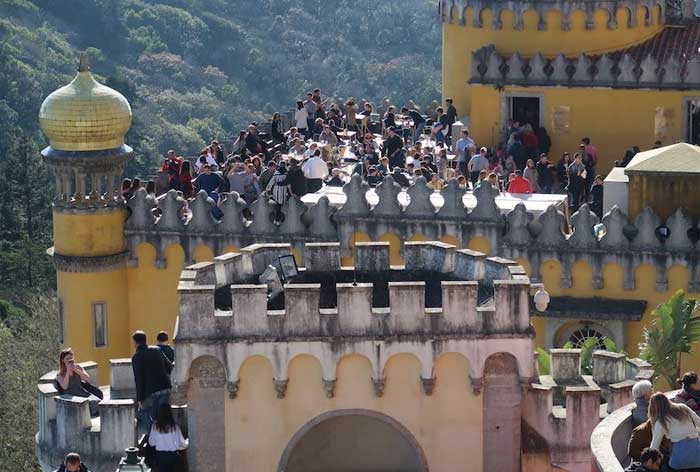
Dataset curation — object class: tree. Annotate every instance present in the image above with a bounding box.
[0,134,55,289]
[640,290,700,388]
[536,337,620,376]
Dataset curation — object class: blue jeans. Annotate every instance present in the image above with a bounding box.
[669,438,700,469]
[137,389,171,435]
[413,122,426,143]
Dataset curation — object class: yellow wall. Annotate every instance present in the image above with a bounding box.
[443,6,663,114]
[470,85,685,173]
[58,269,131,384]
[226,353,482,472]
[53,209,127,256]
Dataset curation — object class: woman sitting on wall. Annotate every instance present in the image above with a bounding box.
[54,348,103,416]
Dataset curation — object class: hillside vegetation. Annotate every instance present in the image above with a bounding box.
[1,0,441,177]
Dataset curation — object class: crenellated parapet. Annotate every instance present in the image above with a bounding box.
[524,348,653,471]
[125,177,700,294]
[439,0,664,30]
[172,241,537,399]
[471,45,700,89]
[36,361,140,472]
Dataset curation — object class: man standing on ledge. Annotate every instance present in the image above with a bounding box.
[132,330,172,434]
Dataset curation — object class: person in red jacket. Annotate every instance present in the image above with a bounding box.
[507,170,532,194]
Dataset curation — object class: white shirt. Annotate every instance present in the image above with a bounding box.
[295,109,309,129]
[194,153,218,172]
[149,424,188,452]
[302,156,329,180]
[651,404,700,449]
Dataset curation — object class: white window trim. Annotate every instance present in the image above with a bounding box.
[92,301,108,349]
[498,91,546,132]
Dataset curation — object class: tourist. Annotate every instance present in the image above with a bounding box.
[675,371,700,413]
[378,156,390,175]
[259,161,277,190]
[179,161,194,199]
[53,452,90,472]
[521,124,539,158]
[319,124,338,145]
[148,403,188,472]
[649,392,700,469]
[383,106,398,130]
[473,169,488,189]
[445,98,458,141]
[383,127,404,162]
[557,152,572,191]
[293,101,309,139]
[193,164,224,196]
[536,153,554,194]
[210,140,225,168]
[455,129,475,178]
[504,154,516,177]
[156,331,175,372]
[304,93,317,134]
[401,106,426,143]
[366,166,383,187]
[457,174,468,189]
[523,158,539,193]
[286,157,307,197]
[345,98,358,131]
[54,348,103,402]
[507,170,532,194]
[227,162,260,204]
[326,168,344,187]
[146,180,156,197]
[628,419,671,462]
[467,147,489,186]
[567,153,587,211]
[266,161,289,224]
[536,126,552,155]
[231,131,247,155]
[245,124,265,156]
[359,102,373,136]
[251,155,263,176]
[392,167,410,187]
[122,178,133,200]
[302,149,329,193]
[590,175,604,218]
[131,330,173,435]
[582,137,599,166]
[431,107,449,143]
[632,380,653,426]
[487,172,500,191]
[271,113,284,144]
[618,149,636,167]
[209,191,224,220]
[162,150,183,191]
[624,448,664,472]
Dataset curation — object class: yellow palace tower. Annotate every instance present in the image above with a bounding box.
[40,54,133,383]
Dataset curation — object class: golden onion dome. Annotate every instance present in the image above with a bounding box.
[39,54,132,152]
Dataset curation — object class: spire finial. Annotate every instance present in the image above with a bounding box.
[78,52,90,72]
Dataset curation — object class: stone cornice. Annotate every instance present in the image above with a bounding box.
[48,247,128,273]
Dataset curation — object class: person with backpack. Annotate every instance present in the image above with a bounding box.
[53,452,90,472]
[149,403,188,472]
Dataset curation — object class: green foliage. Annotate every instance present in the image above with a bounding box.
[0,294,61,470]
[536,338,620,376]
[536,347,551,375]
[640,290,700,387]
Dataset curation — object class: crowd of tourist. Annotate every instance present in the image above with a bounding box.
[624,374,700,471]
[120,89,632,223]
[53,330,186,472]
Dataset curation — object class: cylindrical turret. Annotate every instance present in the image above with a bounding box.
[40,54,133,383]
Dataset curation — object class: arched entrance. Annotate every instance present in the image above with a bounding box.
[278,409,428,472]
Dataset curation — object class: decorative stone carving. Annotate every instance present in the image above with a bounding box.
[470,376,482,395]
[274,379,288,399]
[372,377,386,397]
[249,196,277,234]
[666,208,693,251]
[280,195,307,235]
[372,176,402,217]
[638,55,659,85]
[306,196,337,238]
[569,204,600,248]
[572,54,592,83]
[322,379,336,398]
[470,182,500,220]
[421,377,436,396]
[632,207,662,251]
[188,191,217,232]
[504,203,533,245]
[157,190,186,232]
[220,192,248,232]
[537,205,566,246]
[338,174,371,217]
[437,181,467,219]
[617,54,638,84]
[405,176,436,217]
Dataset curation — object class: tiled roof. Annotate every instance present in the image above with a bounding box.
[612,23,700,67]
[625,142,700,175]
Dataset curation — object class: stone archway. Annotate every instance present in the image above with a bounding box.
[278,409,428,472]
[483,352,522,472]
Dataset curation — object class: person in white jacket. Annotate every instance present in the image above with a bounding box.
[149,403,188,472]
[295,100,309,138]
[649,392,700,470]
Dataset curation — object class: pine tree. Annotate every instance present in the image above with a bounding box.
[0,134,55,289]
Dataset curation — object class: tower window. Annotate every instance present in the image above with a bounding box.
[58,298,64,344]
[93,302,107,348]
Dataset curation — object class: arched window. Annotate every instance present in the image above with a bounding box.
[568,326,607,349]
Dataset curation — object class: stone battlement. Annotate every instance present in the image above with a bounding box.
[471,44,700,90]
[126,177,699,293]
[440,0,665,30]
[524,348,653,471]
[36,361,138,472]
[176,241,532,342]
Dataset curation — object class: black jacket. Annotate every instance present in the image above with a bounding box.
[623,462,654,472]
[286,167,307,197]
[54,463,89,472]
[132,344,172,402]
[158,344,175,374]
